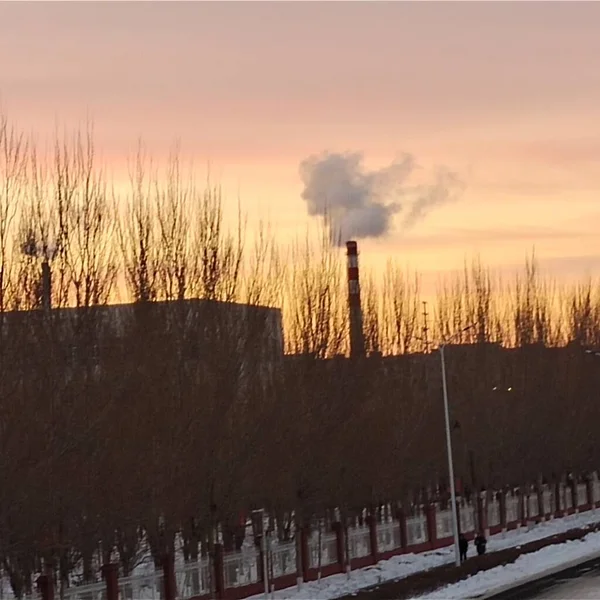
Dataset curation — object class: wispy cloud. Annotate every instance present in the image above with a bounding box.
[397,227,593,252]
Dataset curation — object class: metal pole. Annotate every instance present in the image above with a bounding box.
[440,344,461,567]
[261,510,269,599]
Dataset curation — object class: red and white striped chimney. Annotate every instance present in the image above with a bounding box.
[346,241,365,358]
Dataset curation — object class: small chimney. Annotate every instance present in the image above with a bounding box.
[346,241,365,358]
[41,261,52,313]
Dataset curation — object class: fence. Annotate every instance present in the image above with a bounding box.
[506,494,519,524]
[577,483,588,507]
[376,521,402,554]
[308,530,338,568]
[406,514,428,546]
[565,486,574,510]
[269,540,297,580]
[543,486,555,515]
[460,504,475,533]
[222,546,260,589]
[435,508,453,540]
[347,525,371,561]
[528,493,539,520]
[487,498,501,528]
[177,558,211,599]
[119,571,164,600]
[28,479,600,600]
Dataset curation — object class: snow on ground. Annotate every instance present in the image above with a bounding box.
[247,510,600,600]
[525,570,600,600]
[415,530,600,599]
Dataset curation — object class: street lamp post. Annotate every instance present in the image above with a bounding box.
[438,324,476,568]
[439,343,461,567]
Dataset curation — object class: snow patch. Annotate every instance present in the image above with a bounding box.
[247,511,600,600]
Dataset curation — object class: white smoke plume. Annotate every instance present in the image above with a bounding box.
[299,151,462,246]
[402,168,465,230]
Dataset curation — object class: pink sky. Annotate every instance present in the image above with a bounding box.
[1,1,600,281]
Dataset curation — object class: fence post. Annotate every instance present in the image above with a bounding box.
[300,525,310,583]
[332,521,346,572]
[519,490,527,527]
[397,507,408,550]
[476,493,486,535]
[257,531,268,596]
[162,553,176,600]
[499,491,507,532]
[101,563,119,600]
[539,486,546,521]
[525,489,531,525]
[425,504,436,549]
[36,573,54,600]
[367,514,378,561]
[571,482,578,513]
[554,481,562,518]
[213,544,225,600]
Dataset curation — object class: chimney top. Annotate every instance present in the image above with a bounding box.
[346,240,358,254]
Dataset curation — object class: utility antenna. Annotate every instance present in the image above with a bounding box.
[422,301,430,354]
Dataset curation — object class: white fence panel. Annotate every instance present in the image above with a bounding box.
[487,499,501,527]
[269,540,297,579]
[119,571,164,600]
[64,582,107,600]
[347,525,371,559]
[377,521,401,553]
[435,509,453,539]
[406,515,428,546]
[460,504,475,533]
[577,484,588,507]
[177,557,211,598]
[506,495,519,524]
[308,531,338,568]
[565,487,573,510]
[222,546,260,589]
[557,484,564,511]
[528,494,539,519]
[543,488,554,515]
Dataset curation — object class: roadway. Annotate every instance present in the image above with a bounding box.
[490,556,600,600]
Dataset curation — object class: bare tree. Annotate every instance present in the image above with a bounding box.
[285,228,347,358]
[190,185,244,303]
[119,145,159,304]
[155,147,191,302]
[55,125,117,308]
[381,262,422,354]
[0,113,27,313]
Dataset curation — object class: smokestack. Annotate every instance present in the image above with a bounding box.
[41,260,51,313]
[346,241,365,358]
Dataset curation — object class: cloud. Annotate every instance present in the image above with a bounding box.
[398,227,595,251]
[299,151,462,246]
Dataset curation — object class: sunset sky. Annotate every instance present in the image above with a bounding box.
[1,1,600,287]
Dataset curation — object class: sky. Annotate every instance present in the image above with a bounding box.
[1,1,600,285]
